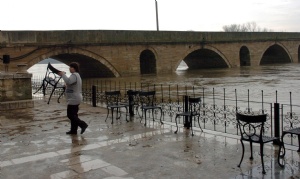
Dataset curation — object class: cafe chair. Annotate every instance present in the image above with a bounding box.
[104,91,129,124]
[138,91,163,126]
[174,96,202,136]
[33,62,65,104]
[280,127,300,157]
[236,112,284,174]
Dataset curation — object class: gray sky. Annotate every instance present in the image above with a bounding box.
[1,0,300,32]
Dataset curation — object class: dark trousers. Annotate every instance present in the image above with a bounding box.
[67,105,87,132]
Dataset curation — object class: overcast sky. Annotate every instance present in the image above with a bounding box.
[1,0,299,32]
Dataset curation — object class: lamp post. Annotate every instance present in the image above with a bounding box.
[155,0,159,31]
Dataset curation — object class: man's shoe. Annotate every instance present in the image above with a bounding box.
[81,124,88,134]
[66,131,77,135]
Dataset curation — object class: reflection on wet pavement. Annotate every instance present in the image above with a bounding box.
[0,99,300,178]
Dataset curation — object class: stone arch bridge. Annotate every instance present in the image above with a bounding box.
[0,30,300,78]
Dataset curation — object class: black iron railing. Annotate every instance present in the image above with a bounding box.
[31,78,300,147]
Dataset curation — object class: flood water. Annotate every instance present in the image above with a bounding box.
[28,61,300,105]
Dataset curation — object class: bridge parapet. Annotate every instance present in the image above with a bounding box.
[1,30,300,46]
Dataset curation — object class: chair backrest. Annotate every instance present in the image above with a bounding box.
[105,91,121,105]
[236,112,267,140]
[44,63,63,87]
[236,112,267,123]
[188,97,201,114]
[47,62,61,74]
[138,91,156,106]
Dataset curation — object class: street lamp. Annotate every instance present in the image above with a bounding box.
[155,0,159,31]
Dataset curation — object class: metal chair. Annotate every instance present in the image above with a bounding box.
[280,127,300,157]
[104,91,128,124]
[138,91,163,126]
[236,112,284,174]
[33,63,65,104]
[174,96,202,136]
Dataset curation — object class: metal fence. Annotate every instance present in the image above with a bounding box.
[31,78,300,148]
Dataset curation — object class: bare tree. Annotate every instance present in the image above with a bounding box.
[222,22,273,32]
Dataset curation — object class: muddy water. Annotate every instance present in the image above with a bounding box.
[28,62,300,105]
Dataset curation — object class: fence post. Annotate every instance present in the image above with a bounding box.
[127,90,134,116]
[92,85,97,107]
[184,95,190,128]
[273,102,280,145]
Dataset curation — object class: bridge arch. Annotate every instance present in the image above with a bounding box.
[27,47,120,78]
[139,48,157,75]
[240,46,250,66]
[260,43,292,65]
[175,45,231,70]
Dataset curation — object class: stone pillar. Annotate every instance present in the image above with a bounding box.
[0,66,34,110]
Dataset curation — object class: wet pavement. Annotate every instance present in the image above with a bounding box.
[1,98,300,179]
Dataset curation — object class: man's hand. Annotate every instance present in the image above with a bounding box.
[58,71,66,76]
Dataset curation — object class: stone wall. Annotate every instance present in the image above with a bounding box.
[0,72,33,110]
[1,30,300,45]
